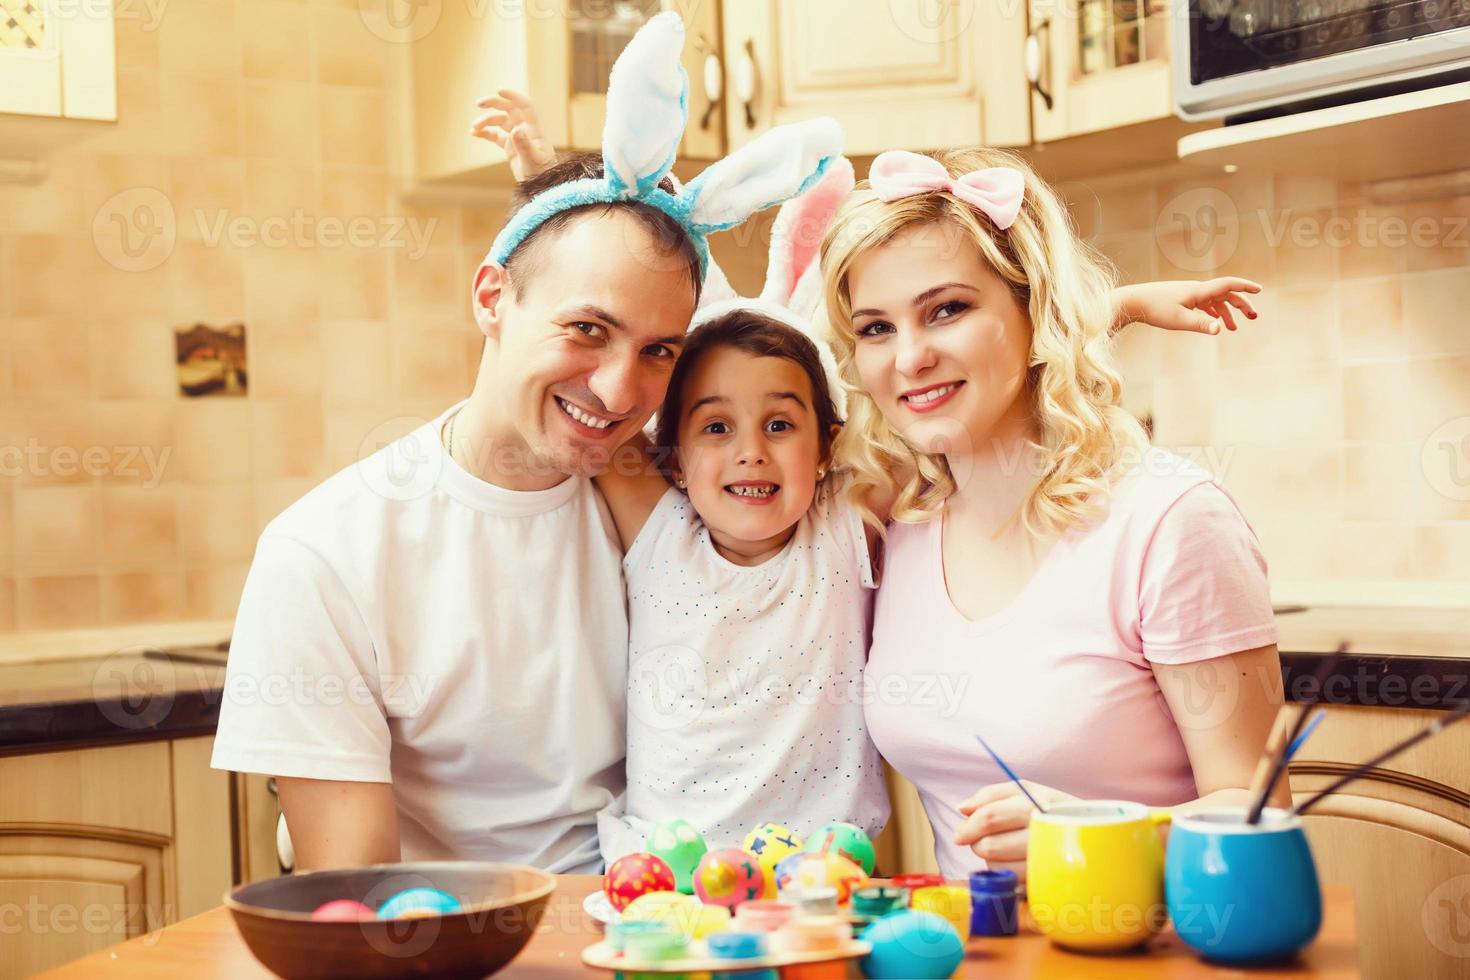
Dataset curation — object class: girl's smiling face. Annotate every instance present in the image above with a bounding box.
[674,346,831,565]
[846,221,1034,457]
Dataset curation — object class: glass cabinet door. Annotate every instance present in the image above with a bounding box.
[1029,0,1175,141]
[565,0,724,160]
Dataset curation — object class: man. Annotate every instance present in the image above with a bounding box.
[211,156,701,873]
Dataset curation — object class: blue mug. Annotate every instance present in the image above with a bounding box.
[1165,807,1322,964]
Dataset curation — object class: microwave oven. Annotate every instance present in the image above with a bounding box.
[1173,0,1470,119]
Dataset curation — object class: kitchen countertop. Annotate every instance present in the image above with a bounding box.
[1,606,1465,755]
[0,644,228,757]
[1274,606,1467,712]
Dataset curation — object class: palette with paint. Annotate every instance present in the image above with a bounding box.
[584,818,976,977]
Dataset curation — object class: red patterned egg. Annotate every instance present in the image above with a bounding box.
[692,847,766,909]
[604,852,677,912]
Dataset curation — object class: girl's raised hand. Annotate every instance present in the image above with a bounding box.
[470,89,557,182]
[1118,277,1263,335]
[953,781,1078,883]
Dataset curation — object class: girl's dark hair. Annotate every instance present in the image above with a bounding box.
[655,309,844,485]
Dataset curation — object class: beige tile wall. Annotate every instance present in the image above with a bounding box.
[0,1,490,632]
[2,5,1466,634]
[1062,166,1470,605]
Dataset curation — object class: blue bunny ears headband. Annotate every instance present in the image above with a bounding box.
[486,12,844,278]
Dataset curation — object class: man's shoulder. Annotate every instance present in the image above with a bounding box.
[258,418,446,560]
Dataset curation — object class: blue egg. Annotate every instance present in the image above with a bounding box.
[375,887,462,919]
[860,910,964,979]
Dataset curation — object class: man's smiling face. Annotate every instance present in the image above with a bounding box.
[479,208,700,480]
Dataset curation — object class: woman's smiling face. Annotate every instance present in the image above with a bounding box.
[847,220,1034,458]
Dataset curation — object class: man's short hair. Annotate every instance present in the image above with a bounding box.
[500,152,703,302]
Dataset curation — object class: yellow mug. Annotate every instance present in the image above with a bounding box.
[1026,800,1171,953]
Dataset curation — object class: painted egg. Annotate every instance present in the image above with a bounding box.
[310,899,373,922]
[645,818,709,894]
[790,852,869,906]
[374,887,461,919]
[604,851,677,912]
[860,910,964,979]
[805,821,876,876]
[742,823,805,898]
[692,847,766,909]
[772,851,810,893]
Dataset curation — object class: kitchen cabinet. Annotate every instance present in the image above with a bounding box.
[0,737,236,979]
[0,0,116,159]
[1025,0,1173,142]
[396,0,722,197]
[1291,703,1470,980]
[721,0,1030,154]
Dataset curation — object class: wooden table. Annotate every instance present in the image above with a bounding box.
[39,875,1360,978]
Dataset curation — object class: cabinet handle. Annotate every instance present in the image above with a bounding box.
[699,42,722,131]
[1024,17,1054,111]
[734,39,759,130]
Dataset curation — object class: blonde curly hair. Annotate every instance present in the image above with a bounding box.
[819,146,1147,537]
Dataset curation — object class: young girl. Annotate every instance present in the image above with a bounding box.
[592,164,893,861]
[820,147,1285,880]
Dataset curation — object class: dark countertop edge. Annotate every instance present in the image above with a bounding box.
[2,649,1467,757]
[0,686,222,758]
[1280,651,1469,711]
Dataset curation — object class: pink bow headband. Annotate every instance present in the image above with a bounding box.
[868,150,1024,230]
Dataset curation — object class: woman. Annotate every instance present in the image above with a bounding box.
[821,148,1287,880]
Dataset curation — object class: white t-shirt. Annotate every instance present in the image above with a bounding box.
[211,403,629,873]
[598,480,891,862]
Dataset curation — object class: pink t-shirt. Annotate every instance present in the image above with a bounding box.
[864,448,1278,878]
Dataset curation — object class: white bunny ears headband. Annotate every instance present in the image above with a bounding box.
[487,12,844,278]
[692,156,857,416]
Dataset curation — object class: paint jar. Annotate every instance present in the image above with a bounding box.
[606,919,675,952]
[968,869,1019,937]
[623,925,689,963]
[776,915,852,952]
[733,899,796,932]
[891,873,945,896]
[708,931,776,980]
[851,885,908,920]
[911,885,972,942]
[791,886,839,917]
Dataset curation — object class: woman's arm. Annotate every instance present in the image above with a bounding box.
[595,434,673,553]
[1151,643,1293,811]
[1113,277,1262,335]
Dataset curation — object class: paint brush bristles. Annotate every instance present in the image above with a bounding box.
[975,735,1046,814]
[1292,698,1470,818]
[1286,708,1327,760]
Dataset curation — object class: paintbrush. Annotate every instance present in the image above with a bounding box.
[1286,707,1327,759]
[975,734,1046,814]
[1246,644,1347,824]
[1244,706,1297,823]
[1292,698,1470,818]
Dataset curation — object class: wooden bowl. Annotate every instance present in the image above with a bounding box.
[225,862,555,979]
